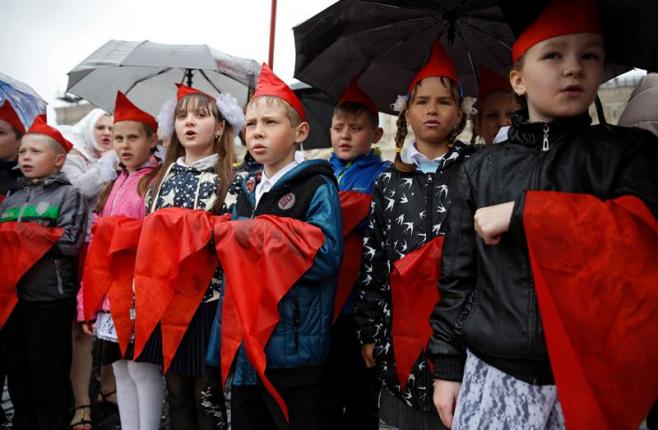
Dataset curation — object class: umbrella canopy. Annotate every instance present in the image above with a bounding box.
[291,82,335,149]
[67,40,260,116]
[0,72,47,128]
[294,0,515,115]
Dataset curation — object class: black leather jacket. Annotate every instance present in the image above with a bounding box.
[429,112,658,385]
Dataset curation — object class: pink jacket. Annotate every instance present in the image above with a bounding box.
[76,163,158,321]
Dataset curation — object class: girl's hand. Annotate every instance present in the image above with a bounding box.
[361,343,376,368]
[433,379,461,429]
[81,321,96,336]
[474,201,515,245]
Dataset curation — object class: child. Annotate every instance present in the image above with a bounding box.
[78,92,163,430]
[470,67,519,146]
[0,100,25,427]
[140,83,243,430]
[352,41,474,429]
[325,80,388,429]
[430,1,658,429]
[218,63,343,430]
[0,116,87,429]
[63,108,119,426]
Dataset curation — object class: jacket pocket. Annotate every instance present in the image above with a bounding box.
[54,259,64,295]
[292,298,301,352]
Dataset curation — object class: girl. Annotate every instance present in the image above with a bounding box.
[431,1,658,429]
[79,92,163,430]
[64,108,119,430]
[470,67,519,146]
[353,41,474,429]
[139,84,243,430]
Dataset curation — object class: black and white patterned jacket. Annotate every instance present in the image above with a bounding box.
[353,141,474,411]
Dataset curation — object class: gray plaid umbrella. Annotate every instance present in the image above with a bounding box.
[67,40,260,115]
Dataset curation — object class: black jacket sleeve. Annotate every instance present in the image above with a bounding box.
[610,129,658,218]
[353,176,390,345]
[428,161,478,382]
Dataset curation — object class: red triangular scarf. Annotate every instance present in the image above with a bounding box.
[333,191,372,321]
[389,236,444,391]
[133,208,225,371]
[0,222,63,326]
[214,216,324,422]
[82,216,143,355]
[524,191,658,430]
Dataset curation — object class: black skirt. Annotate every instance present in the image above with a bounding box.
[136,300,217,376]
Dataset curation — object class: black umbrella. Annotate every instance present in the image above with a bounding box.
[499,0,658,74]
[292,82,335,149]
[294,0,515,115]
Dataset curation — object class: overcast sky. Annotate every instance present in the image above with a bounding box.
[0,0,336,115]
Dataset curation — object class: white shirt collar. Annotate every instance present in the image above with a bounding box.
[493,125,510,144]
[400,142,447,167]
[255,159,301,207]
[176,153,218,170]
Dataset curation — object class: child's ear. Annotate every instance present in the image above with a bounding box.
[149,133,158,149]
[373,127,384,144]
[509,70,526,97]
[54,153,66,168]
[294,122,310,144]
[214,120,226,139]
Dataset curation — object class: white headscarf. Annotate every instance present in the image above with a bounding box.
[71,108,111,161]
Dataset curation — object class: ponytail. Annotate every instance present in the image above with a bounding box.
[392,108,415,173]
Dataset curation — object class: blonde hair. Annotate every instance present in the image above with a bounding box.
[393,77,465,173]
[247,96,302,127]
[149,94,234,213]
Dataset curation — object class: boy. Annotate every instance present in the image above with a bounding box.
[207,63,343,430]
[326,80,388,430]
[0,116,87,430]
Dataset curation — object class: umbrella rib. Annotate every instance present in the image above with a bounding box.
[459,19,513,50]
[198,70,224,95]
[455,26,478,90]
[125,67,174,95]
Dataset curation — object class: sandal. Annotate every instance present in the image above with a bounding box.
[69,405,92,430]
[96,389,117,406]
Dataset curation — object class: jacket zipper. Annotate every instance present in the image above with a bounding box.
[542,123,550,152]
[54,259,64,295]
[17,186,33,222]
[292,298,301,351]
[528,123,549,365]
[426,174,433,239]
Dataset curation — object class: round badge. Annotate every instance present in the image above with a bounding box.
[278,193,296,210]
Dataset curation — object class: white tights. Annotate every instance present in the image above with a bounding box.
[112,359,165,430]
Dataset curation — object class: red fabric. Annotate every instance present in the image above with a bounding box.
[214,216,324,422]
[0,100,25,134]
[338,80,379,114]
[408,41,458,93]
[82,216,142,355]
[477,66,511,101]
[512,0,601,62]
[333,191,372,321]
[133,208,226,371]
[26,116,72,153]
[176,83,215,101]
[389,236,444,391]
[114,91,158,132]
[524,191,658,430]
[0,222,63,327]
[253,63,306,122]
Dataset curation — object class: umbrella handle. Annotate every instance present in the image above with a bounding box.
[185,69,194,87]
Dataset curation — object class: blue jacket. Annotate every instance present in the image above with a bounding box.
[207,160,343,385]
[329,150,389,314]
[328,150,390,194]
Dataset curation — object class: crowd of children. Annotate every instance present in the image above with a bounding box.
[1,0,657,429]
